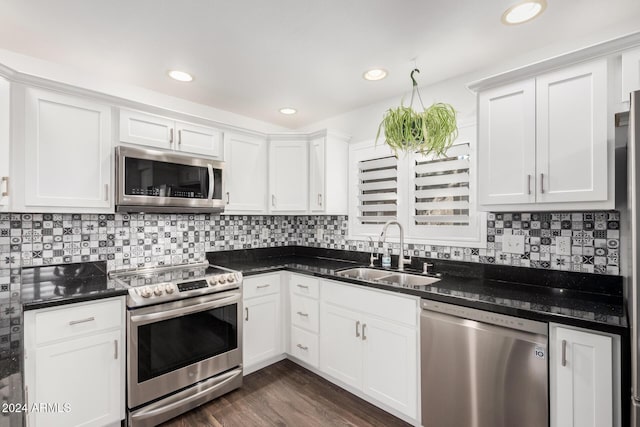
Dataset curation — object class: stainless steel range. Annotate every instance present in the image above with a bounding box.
[109,262,243,427]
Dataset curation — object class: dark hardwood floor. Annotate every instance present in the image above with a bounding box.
[161,359,411,427]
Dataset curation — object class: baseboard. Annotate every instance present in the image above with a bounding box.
[243,353,287,376]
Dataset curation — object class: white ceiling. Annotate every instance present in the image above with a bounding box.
[1,0,639,128]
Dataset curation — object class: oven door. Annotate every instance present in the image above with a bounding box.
[127,290,242,408]
[115,145,225,212]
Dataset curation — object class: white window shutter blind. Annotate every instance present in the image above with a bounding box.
[357,156,398,224]
[413,143,471,226]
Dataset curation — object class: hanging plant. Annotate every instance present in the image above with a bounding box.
[376,69,458,157]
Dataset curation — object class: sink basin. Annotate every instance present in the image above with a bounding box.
[377,273,441,287]
[335,267,440,288]
[335,268,394,281]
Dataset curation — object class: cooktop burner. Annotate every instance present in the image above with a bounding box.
[109,262,242,308]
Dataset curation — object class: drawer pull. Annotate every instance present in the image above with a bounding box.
[296,344,309,351]
[257,284,270,289]
[296,284,309,289]
[362,323,367,341]
[69,316,95,326]
[296,311,309,317]
[355,320,360,338]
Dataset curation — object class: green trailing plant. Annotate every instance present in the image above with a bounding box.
[376,69,458,157]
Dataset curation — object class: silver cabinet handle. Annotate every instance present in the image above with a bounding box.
[296,344,308,351]
[527,174,531,195]
[104,183,109,201]
[318,193,322,206]
[271,194,276,208]
[69,316,95,326]
[207,164,214,199]
[169,128,174,144]
[540,173,545,194]
[257,284,270,289]
[114,339,118,359]
[296,284,309,289]
[296,311,309,317]
[362,323,367,341]
[226,192,230,204]
[355,320,360,338]
[561,339,567,366]
[178,129,182,145]
[1,176,8,197]
[245,307,249,321]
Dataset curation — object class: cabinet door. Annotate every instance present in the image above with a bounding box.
[25,88,112,209]
[223,133,267,212]
[536,60,608,203]
[119,109,174,149]
[478,79,536,205]
[622,47,640,102]
[0,77,9,210]
[319,303,363,389]
[28,330,122,427]
[269,140,308,212]
[175,121,222,158]
[243,294,281,368]
[309,136,325,212]
[550,325,613,427]
[362,316,417,418]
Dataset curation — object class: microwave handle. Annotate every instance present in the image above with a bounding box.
[207,164,214,199]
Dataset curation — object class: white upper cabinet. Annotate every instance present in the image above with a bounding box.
[536,61,608,204]
[309,132,349,214]
[622,46,640,102]
[478,80,536,205]
[269,138,308,212]
[223,133,267,213]
[0,77,9,211]
[477,58,612,210]
[119,109,222,158]
[23,88,112,211]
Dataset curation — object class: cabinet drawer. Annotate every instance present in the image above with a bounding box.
[290,326,319,368]
[290,274,320,299]
[34,298,123,345]
[243,273,281,299]
[290,294,319,333]
[322,280,418,327]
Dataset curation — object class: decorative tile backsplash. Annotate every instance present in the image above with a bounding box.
[0,211,621,275]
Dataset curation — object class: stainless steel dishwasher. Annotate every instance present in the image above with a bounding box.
[421,299,548,427]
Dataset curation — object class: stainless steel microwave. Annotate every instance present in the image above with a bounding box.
[115,146,225,213]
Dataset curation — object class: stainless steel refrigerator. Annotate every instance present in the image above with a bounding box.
[627,89,640,426]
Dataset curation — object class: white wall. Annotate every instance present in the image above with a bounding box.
[301,23,640,142]
[0,48,287,135]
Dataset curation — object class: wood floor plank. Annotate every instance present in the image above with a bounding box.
[160,359,411,427]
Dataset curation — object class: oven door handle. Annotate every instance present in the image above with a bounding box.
[207,164,214,199]
[130,293,240,325]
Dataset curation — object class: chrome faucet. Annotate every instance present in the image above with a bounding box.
[379,220,411,271]
[367,236,378,267]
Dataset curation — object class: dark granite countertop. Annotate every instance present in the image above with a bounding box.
[209,247,627,335]
[21,261,128,310]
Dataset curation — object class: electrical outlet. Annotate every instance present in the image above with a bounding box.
[315,228,324,241]
[556,236,571,256]
[502,234,525,254]
[261,228,269,239]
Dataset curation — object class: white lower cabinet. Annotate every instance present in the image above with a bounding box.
[320,280,419,419]
[288,274,321,368]
[550,323,621,427]
[24,297,125,427]
[242,274,282,373]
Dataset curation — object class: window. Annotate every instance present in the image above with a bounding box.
[357,156,398,225]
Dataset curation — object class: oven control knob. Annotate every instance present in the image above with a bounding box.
[226,274,236,283]
[217,275,227,284]
[164,284,175,294]
[139,286,152,298]
[153,286,163,296]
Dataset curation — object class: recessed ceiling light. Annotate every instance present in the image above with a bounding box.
[168,70,194,82]
[363,68,388,81]
[279,107,297,115]
[501,0,546,25]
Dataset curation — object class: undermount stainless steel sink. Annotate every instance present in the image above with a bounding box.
[335,268,440,288]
